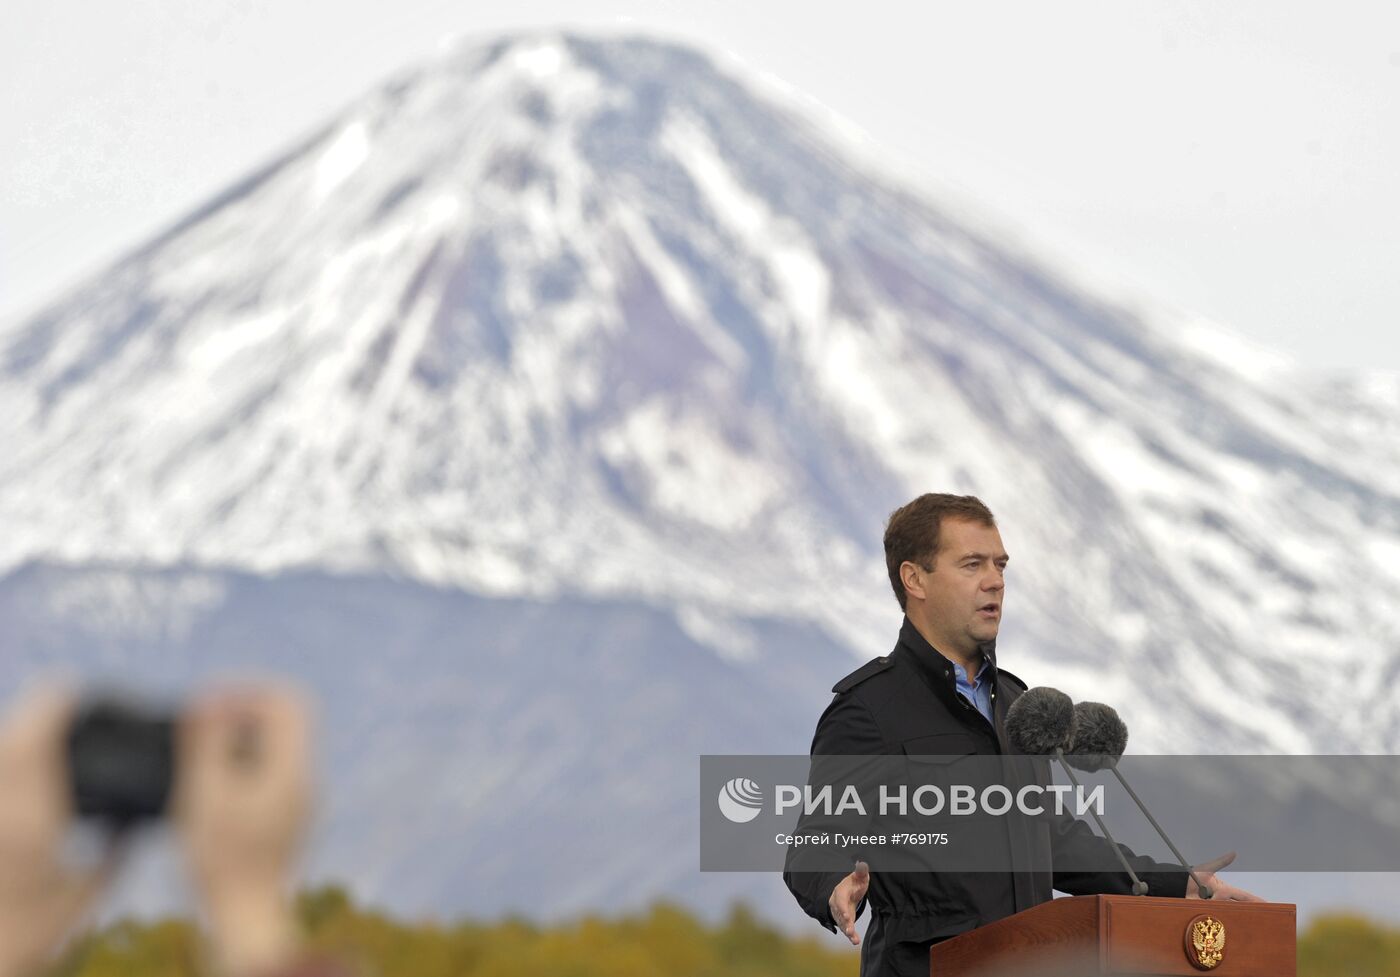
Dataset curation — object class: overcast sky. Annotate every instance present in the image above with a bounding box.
[3,1,1397,372]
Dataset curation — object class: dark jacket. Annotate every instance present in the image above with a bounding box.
[783,618,1187,977]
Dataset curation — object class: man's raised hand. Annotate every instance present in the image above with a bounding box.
[828,860,871,945]
[1187,851,1266,902]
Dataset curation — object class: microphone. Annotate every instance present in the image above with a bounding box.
[1066,702,1214,899]
[1004,685,1076,755]
[1006,688,1148,895]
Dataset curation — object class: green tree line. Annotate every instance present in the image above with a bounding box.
[50,886,1400,977]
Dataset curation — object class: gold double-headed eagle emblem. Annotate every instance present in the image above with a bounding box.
[1185,914,1226,970]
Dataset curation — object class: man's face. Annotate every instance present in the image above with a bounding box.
[907,518,1008,656]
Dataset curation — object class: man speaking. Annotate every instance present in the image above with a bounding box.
[783,493,1260,976]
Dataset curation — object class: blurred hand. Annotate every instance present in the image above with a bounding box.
[175,686,312,977]
[0,688,118,977]
[828,860,870,945]
[1186,851,1266,902]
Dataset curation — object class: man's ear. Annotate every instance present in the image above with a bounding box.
[900,561,927,603]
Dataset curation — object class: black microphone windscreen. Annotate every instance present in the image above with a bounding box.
[1066,701,1129,771]
[1005,687,1076,755]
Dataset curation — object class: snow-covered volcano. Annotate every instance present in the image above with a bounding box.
[2,31,1399,917]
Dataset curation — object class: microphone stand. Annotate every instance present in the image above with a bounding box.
[1104,760,1213,899]
[1054,749,1148,895]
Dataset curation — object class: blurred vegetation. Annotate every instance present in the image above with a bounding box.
[49,887,1400,977]
[53,886,856,977]
[1298,913,1400,977]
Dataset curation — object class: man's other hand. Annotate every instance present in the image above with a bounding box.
[0,687,118,977]
[175,686,312,977]
[829,860,871,945]
[1187,851,1267,902]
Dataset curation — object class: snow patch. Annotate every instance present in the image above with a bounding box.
[1369,537,1400,587]
[616,208,746,371]
[184,311,285,372]
[665,117,767,238]
[675,605,757,662]
[1177,316,1293,382]
[43,570,227,642]
[661,112,829,327]
[314,121,370,201]
[598,401,783,531]
[511,40,565,79]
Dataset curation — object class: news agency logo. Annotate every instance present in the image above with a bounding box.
[717,778,764,823]
[715,777,1109,822]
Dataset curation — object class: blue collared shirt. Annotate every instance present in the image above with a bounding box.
[953,656,994,725]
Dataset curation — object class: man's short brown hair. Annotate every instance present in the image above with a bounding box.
[883,494,997,610]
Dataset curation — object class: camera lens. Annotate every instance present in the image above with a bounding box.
[67,699,175,825]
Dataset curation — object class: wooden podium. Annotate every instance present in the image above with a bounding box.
[927,896,1296,977]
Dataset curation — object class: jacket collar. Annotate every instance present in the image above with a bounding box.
[896,617,1000,708]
